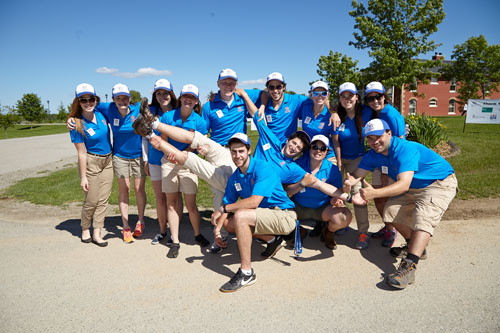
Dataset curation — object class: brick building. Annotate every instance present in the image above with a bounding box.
[398,53,500,117]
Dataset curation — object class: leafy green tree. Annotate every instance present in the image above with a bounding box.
[314,51,361,98]
[16,93,47,128]
[130,90,141,104]
[0,106,20,138]
[443,35,500,104]
[349,0,446,109]
[57,102,69,122]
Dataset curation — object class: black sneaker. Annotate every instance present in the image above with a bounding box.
[195,234,210,247]
[309,220,324,237]
[166,243,180,258]
[260,236,285,258]
[390,245,427,260]
[219,268,256,293]
[386,258,417,289]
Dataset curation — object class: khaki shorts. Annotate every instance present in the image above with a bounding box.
[148,163,162,182]
[372,168,395,187]
[161,159,198,194]
[254,207,297,235]
[112,155,145,179]
[383,173,458,235]
[294,202,329,221]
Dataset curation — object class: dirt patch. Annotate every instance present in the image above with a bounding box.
[432,140,461,159]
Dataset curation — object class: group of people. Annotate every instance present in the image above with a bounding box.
[68,68,458,292]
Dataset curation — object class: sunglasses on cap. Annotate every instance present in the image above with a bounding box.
[311,145,328,152]
[312,91,328,97]
[79,97,96,104]
[365,94,384,103]
[268,85,284,91]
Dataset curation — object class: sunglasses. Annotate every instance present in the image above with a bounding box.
[311,145,328,152]
[79,97,96,104]
[268,85,284,91]
[312,91,328,97]
[365,94,384,103]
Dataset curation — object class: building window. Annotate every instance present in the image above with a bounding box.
[431,77,438,85]
[409,99,417,114]
[449,99,456,114]
[410,79,417,92]
[429,98,437,107]
[450,78,456,92]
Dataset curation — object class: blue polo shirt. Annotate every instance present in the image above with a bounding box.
[292,155,343,209]
[160,108,207,151]
[96,102,142,159]
[334,108,373,159]
[223,157,295,210]
[252,114,306,184]
[358,137,455,189]
[70,111,112,155]
[263,93,309,143]
[363,104,406,138]
[299,99,336,159]
[201,89,260,145]
[147,105,171,166]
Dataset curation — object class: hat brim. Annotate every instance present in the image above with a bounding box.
[76,91,96,98]
[365,89,385,95]
[339,88,357,95]
[113,92,130,98]
[218,75,238,81]
[364,129,386,137]
[154,86,172,92]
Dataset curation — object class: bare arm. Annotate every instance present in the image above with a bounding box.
[74,143,88,192]
[332,134,341,170]
[235,88,258,117]
[360,171,413,201]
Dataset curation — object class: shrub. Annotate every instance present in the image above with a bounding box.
[405,114,447,148]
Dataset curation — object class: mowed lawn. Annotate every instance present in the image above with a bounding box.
[2,117,499,209]
[1,124,68,139]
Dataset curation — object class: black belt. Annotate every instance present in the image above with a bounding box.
[87,152,111,157]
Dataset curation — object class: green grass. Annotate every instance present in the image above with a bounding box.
[2,118,499,208]
[1,124,68,139]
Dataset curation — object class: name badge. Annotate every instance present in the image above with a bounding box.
[319,122,325,129]
[266,115,273,123]
[235,183,242,191]
[86,128,95,136]
[285,107,290,113]
[238,106,243,112]
[263,143,271,151]
[339,124,345,131]
[299,188,306,193]
[381,166,389,174]
[113,118,120,126]
[304,116,311,124]
[216,110,224,118]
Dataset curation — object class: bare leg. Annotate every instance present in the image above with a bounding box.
[323,206,352,232]
[183,193,200,236]
[157,123,195,144]
[166,192,181,243]
[117,177,131,229]
[152,180,167,234]
[231,209,257,271]
[133,176,146,224]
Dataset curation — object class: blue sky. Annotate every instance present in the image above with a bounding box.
[1,0,499,113]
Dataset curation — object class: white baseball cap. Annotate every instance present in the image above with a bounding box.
[266,72,285,84]
[365,82,385,94]
[364,119,390,137]
[180,84,199,99]
[218,68,238,81]
[112,83,130,98]
[310,134,330,148]
[338,82,358,95]
[154,79,173,92]
[310,81,329,92]
[75,83,96,98]
[228,132,251,147]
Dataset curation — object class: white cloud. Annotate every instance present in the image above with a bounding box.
[96,67,172,78]
[239,78,266,86]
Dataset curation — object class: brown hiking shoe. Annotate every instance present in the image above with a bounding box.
[322,227,337,250]
[386,258,417,289]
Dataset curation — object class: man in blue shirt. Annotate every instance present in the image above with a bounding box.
[344,119,458,289]
[211,133,297,293]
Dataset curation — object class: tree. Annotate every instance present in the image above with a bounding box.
[443,35,500,105]
[16,93,47,128]
[0,106,20,139]
[130,90,141,104]
[349,0,446,109]
[57,102,69,122]
[314,51,361,98]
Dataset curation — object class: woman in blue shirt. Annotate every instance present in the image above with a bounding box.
[332,82,372,249]
[69,83,113,247]
[160,84,210,258]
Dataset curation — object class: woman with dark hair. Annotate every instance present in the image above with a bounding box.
[143,79,180,245]
[332,82,373,249]
[160,84,210,258]
[69,83,113,246]
[362,81,406,248]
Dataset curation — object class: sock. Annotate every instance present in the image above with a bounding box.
[407,253,420,264]
[152,119,160,130]
[267,237,276,244]
[240,268,252,275]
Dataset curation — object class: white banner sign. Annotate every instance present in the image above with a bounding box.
[466,99,500,124]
